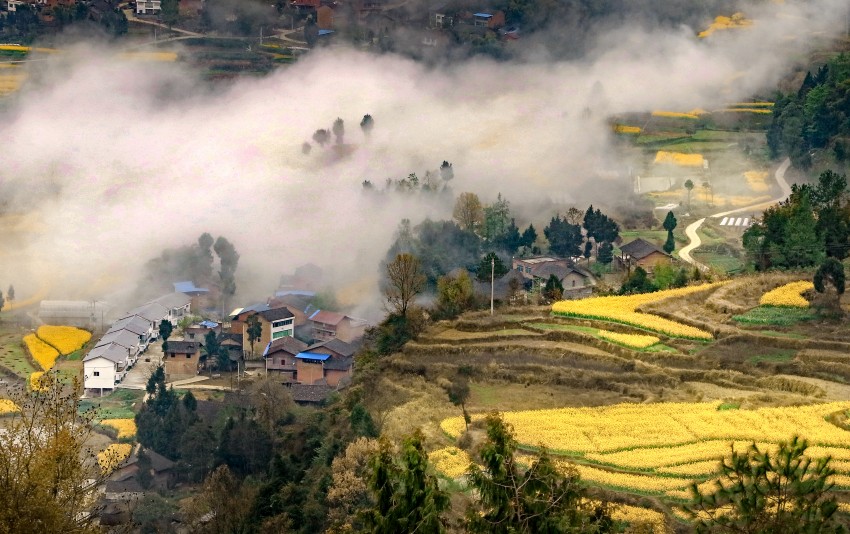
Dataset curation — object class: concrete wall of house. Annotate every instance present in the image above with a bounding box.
[325,368,351,387]
[85,359,117,390]
[296,360,325,384]
[164,351,200,380]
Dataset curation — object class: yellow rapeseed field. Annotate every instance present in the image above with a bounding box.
[37,325,91,355]
[429,446,472,478]
[24,333,59,371]
[0,399,20,414]
[98,443,132,473]
[596,330,660,349]
[652,111,699,120]
[613,124,641,134]
[654,151,705,167]
[759,280,813,308]
[100,418,137,439]
[552,283,724,339]
[744,170,769,192]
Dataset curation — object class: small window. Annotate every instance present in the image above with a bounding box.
[93,371,100,377]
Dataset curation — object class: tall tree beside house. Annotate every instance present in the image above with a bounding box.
[161,0,180,27]
[384,253,426,317]
[246,314,263,358]
[453,192,484,233]
[544,215,582,258]
[159,320,173,353]
[360,114,374,137]
[332,118,345,144]
[214,236,239,316]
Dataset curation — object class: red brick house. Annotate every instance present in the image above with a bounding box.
[308,310,367,343]
[163,341,201,380]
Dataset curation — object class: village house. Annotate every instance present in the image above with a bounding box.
[263,336,308,381]
[308,310,367,344]
[84,343,133,392]
[618,238,673,272]
[163,340,201,381]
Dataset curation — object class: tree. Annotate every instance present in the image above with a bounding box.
[453,192,484,233]
[543,274,564,301]
[160,0,180,27]
[0,376,107,534]
[444,375,470,431]
[466,412,613,534]
[332,117,345,144]
[472,252,505,282]
[436,270,474,319]
[385,253,426,317]
[544,215,582,258]
[312,128,330,147]
[687,437,843,534]
[663,210,678,232]
[598,242,614,266]
[213,236,239,315]
[360,114,374,137]
[362,430,450,533]
[159,319,173,353]
[814,257,846,310]
[685,179,695,211]
[246,314,263,359]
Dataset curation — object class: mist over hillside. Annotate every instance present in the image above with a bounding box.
[0,0,846,315]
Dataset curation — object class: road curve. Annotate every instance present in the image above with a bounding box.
[678,158,792,271]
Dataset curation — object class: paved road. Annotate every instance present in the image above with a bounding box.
[678,158,792,270]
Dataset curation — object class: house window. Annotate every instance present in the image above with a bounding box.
[93,371,100,377]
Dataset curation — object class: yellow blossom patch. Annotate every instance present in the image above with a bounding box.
[37,325,91,355]
[100,418,137,439]
[24,333,60,371]
[98,443,132,474]
[429,446,472,478]
[597,330,660,349]
[760,281,813,308]
[552,283,724,339]
[0,399,20,414]
[654,151,705,167]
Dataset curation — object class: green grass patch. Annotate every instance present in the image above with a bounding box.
[733,306,817,326]
[747,350,796,365]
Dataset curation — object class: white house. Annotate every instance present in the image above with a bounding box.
[84,343,132,391]
[136,0,161,15]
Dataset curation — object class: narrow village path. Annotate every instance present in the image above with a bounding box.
[678,157,792,270]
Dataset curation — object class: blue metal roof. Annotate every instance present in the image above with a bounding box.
[473,12,493,17]
[173,281,209,294]
[295,351,330,361]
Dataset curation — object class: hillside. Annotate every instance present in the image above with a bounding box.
[363,273,850,531]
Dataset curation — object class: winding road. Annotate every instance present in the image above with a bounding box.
[678,158,792,270]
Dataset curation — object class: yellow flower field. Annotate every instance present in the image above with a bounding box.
[613,124,641,134]
[0,399,20,414]
[429,446,472,478]
[654,151,705,167]
[597,330,660,349]
[744,170,769,192]
[652,111,699,120]
[552,283,724,339]
[442,401,850,497]
[100,418,137,439]
[760,280,813,308]
[98,443,132,473]
[37,325,91,355]
[24,334,59,371]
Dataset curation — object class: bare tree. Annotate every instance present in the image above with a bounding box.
[452,192,484,233]
[384,253,426,317]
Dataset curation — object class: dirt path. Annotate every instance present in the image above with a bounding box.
[679,158,792,270]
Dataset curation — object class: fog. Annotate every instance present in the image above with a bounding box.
[0,0,846,319]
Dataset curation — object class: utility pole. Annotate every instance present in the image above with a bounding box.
[490,256,495,316]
